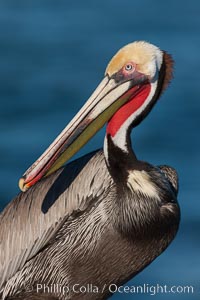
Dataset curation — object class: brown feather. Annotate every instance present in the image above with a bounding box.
[161,51,174,93]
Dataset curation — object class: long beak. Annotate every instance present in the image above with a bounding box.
[19,75,142,192]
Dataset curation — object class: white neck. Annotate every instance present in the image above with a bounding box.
[104,77,159,165]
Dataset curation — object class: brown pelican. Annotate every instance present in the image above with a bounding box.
[0,41,180,300]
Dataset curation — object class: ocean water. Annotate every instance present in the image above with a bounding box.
[0,1,199,299]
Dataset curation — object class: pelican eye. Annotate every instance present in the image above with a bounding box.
[125,63,134,72]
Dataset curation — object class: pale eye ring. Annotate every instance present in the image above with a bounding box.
[125,63,134,72]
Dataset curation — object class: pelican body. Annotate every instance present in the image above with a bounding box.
[0,41,180,300]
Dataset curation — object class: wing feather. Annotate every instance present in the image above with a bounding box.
[0,150,111,290]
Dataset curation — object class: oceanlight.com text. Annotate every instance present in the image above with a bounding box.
[108,283,194,295]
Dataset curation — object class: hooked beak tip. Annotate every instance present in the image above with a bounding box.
[19,177,29,192]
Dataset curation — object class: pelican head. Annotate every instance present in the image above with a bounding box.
[19,41,173,192]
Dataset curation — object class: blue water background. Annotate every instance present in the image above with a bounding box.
[0,1,199,299]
